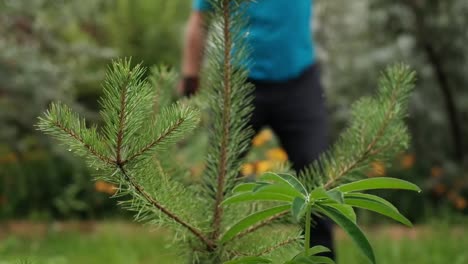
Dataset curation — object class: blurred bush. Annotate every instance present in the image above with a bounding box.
[2,0,466,221]
[315,0,468,221]
[0,0,190,219]
[0,0,113,219]
[99,0,190,68]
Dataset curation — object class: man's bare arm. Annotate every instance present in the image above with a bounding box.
[178,11,207,95]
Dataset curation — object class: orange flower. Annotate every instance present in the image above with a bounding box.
[266,148,288,162]
[447,191,457,202]
[400,154,415,169]
[433,184,446,196]
[368,161,386,177]
[241,163,254,176]
[190,164,205,178]
[24,150,47,161]
[95,180,117,195]
[430,167,443,178]
[252,129,273,147]
[255,160,273,175]
[0,153,18,164]
[455,197,467,210]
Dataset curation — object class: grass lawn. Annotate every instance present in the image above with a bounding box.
[0,221,466,264]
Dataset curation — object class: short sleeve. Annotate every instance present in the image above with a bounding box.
[193,0,213,11]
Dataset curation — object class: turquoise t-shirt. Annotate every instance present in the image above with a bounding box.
[193,0,316,81]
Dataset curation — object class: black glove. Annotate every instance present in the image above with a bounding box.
[181,76,199,97]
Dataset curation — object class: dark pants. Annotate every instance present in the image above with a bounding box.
[248,64,334,258]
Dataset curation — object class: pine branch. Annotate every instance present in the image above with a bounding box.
[323,91,397,189]
[211,0,233,241]
[116,78,129,164]
[256,237,300,256]
[323,67,407,189]
[122,117,186,164]
[108,60,209,247]
[302,64,415,190]
[118,164,215,250]
[37,102,112,166]
[39,59,206,250]
[50,119,114,165]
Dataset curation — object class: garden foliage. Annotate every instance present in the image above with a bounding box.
[38,0,420,263]
[315,0,468,217]
[0,0,191,219]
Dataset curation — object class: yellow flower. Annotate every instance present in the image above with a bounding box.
[0,153,18,164]
[455,197,467,210]
[24,150,47,161]
[433,184,446,196]
[430,167,443,178]
[95,181,117,195]
[241,163,254,176]
[400,154,415,169]
[255,160,273,175]
[190,164,205,179]
[266,148,288,162]
[252,129,273,147]
[447,191,457,202]
[368,161,386,177]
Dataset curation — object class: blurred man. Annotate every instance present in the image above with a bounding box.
[179,0,333,258]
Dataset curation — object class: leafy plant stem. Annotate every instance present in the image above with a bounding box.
[305,203,312,255]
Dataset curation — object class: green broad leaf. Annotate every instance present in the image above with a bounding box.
[327,190,344,204]
[221,205,290,242]
[232,183,257,193]
[256,183,304,198]
[260,172,308,196]
[252,182,276,192]
[344,193,398,212]
[344,197,412,226]
[307,256,335,264]
[260,172,287,183]
[287,256,335,264]
[222,192,294,205]
[224,256,272,264]
[318,203,356,223]
[310,188,345,204]
[309,187,329,200]
[332,177,421,193]
[291,197,307,221]
[317,205,376,264]
[307,246,331,256]
[292,246,331,259]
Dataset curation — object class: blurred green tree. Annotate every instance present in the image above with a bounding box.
[0,0,115,219]
[315,0,468,218]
